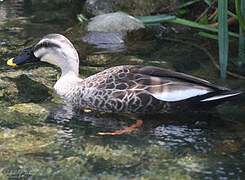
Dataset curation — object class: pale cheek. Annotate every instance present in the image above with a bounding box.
[41,54,61,67]
[34,48,62,67]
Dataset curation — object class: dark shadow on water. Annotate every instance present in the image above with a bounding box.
[1,74,51,103]
[46,102,224,137]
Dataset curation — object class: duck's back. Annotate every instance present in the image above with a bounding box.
[76,65,240,113]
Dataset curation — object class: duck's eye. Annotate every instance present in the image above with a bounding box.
[33,40,61,52]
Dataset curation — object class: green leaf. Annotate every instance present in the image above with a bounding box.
[137,15,239,38]
[198,32,218,40]
[218,0,229,79]
[199,14,209,24]
[238,29,245,64]
[228,10,237,18]
[235,0,245,32]
[77,14,88,23]
[238,0,245,63]
[136,15,176,24]
[204,0,213,6]
[177,0,202,9]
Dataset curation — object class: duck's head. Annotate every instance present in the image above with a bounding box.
[7,34,79,76]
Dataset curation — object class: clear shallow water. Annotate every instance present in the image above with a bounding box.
[0,0,245,179]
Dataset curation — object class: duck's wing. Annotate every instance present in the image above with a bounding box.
[86,65,241,104]
[124,66,241,103]
[130,66,226,90]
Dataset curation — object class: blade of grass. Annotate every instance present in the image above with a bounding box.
[137,15,239,38]
[166,17,239,38]
[198,32,218,40]
[238,29,245,63]
[235,0,245,32]
[77,14,88,23]
[177,0,202,9]
[136,15,176,24]
[196,0,217,22]
[238,0,245,63]
[228,10,237,18]
[218,0,229,79]
[204,0,213,6]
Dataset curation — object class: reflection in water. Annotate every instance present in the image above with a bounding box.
[0,0,24,23]
[48,103,216,149]
[42,102,245,179]
[83,32,125,54]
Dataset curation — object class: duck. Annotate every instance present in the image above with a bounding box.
[7,34,242,114]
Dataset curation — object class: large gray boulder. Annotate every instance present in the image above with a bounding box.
[87,12,145,34]
[81,12,153,53]
[66,12,155,59]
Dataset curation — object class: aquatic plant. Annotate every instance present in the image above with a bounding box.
[136,0,245,79]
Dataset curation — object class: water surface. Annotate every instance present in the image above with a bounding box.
[0,1,245,179]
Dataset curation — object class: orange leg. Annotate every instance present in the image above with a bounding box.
[97,120,143,135]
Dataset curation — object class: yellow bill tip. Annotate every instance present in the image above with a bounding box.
[7,58,17,67]
[84,109,92,113]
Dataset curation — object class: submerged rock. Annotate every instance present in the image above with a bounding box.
[84,12,150,53]
[0,103,49,128]
[8,103,49,120]
[67,12,155,55]
[0,125,59,157]
[214,139,241,153]
[87,12,145,34]
[82,31,124,53]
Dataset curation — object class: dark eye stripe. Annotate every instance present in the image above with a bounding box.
[33,40,61,52]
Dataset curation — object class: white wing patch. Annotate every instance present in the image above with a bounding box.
[201,92,241,102]
[151,89,210,102]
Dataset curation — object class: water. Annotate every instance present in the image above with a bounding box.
[0,0,245,179]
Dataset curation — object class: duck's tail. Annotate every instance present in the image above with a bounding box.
[182,90,243,110]
[200,90,242,103]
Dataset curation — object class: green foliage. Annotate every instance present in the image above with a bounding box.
[218,0,229,79]
[137,15,239,38]
[204,0,213,6]
[77,14,88,23]
[238,30,245,64]
[136,15,175,24]
[198,32,218,40]
[177,0,202,9]
[199,14,209,24]
[136,0,245,79]
[235,0,245,31]
[238,0,245,64]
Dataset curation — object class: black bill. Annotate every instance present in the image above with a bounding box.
[7,51,39,66]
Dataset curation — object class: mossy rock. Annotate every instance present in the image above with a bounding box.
[0,125,59,158]
[8,103,49,119]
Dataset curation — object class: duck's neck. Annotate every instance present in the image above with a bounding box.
[54,71,83,101]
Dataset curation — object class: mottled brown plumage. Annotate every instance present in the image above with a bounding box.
[8,34,242,114]
[64,65,239,113]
